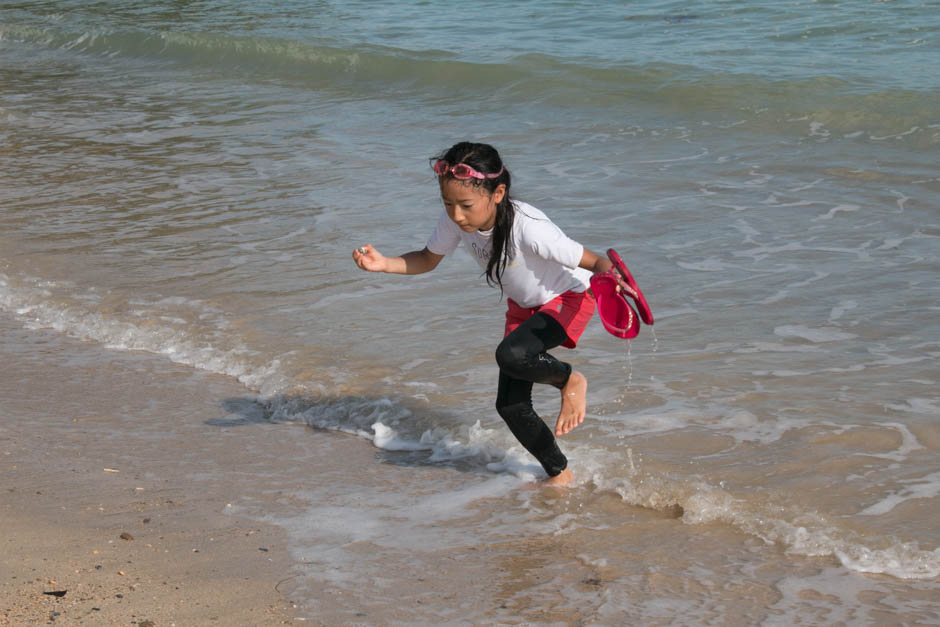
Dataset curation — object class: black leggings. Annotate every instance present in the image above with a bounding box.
[494,312,572,477]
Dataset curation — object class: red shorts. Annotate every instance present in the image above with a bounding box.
[504,289,596,349]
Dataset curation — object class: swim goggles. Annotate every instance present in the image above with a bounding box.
[433,159,504,180]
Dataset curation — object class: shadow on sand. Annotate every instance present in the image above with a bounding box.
[209,392,496,474]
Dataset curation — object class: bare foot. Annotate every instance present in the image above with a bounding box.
[543,467,574,487]
[555,370,587,436]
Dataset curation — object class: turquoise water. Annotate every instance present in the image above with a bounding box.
[2,1,939,622]
[5,0,937,85]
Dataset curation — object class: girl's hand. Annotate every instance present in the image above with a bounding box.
[581,248,637,297]
[353,244,388,272]
[608,271,637,299]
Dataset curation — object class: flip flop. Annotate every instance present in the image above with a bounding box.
[606,248,654,326]
[590,271,640,339]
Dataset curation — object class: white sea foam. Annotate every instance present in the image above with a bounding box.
[835,544,940,579]
[774,324,856,343]
[829,298,858,321]
[605,401,817,447]
[813,203,860,221]
[885,398,940,414]
[752,369,809,377]
[650,305,698,320]
[768,568,887,624]
[855,422,925,462]
[371,423,430,451]
[237,473,523,589]
[733,342,825,354]
[601,473,940,579]
[732,241,805,260]
[758,289,790,304]
[676,258,734,272]
[859,470,940,516]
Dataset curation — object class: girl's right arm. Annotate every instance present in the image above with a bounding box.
[352,245,443,275]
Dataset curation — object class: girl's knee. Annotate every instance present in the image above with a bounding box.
[495,336,528,372]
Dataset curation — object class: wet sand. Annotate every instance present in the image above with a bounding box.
[0,316,308,625]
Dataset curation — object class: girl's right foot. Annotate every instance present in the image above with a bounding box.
[555,370,587,436]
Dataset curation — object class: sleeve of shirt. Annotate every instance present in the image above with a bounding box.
[425,209,462,256]
[522,215,585,269]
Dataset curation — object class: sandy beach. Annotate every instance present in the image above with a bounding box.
[0,316,305,625]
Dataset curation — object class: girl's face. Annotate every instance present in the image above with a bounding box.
[439,178,506,232]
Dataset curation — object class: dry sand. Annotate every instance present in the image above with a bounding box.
[0,317,314,625]
[1,499,296,625]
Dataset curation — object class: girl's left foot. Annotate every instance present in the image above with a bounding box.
[555,370,587,436]
[544,467,574,487]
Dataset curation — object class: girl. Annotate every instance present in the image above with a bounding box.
[353,142,621,487]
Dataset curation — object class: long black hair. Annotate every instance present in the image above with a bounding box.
[432,142,514,292]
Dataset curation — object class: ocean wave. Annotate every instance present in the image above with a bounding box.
[3,20,938,140]
[0,271,288,396]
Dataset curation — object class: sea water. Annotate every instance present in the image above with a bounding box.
[1,0,939,622]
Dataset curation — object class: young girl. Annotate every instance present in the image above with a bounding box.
[353,142,620,487]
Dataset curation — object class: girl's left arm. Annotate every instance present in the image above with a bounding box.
[579,247,614,275]
[579,247,633,294]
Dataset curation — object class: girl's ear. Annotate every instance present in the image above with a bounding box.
[492,183,507,205]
